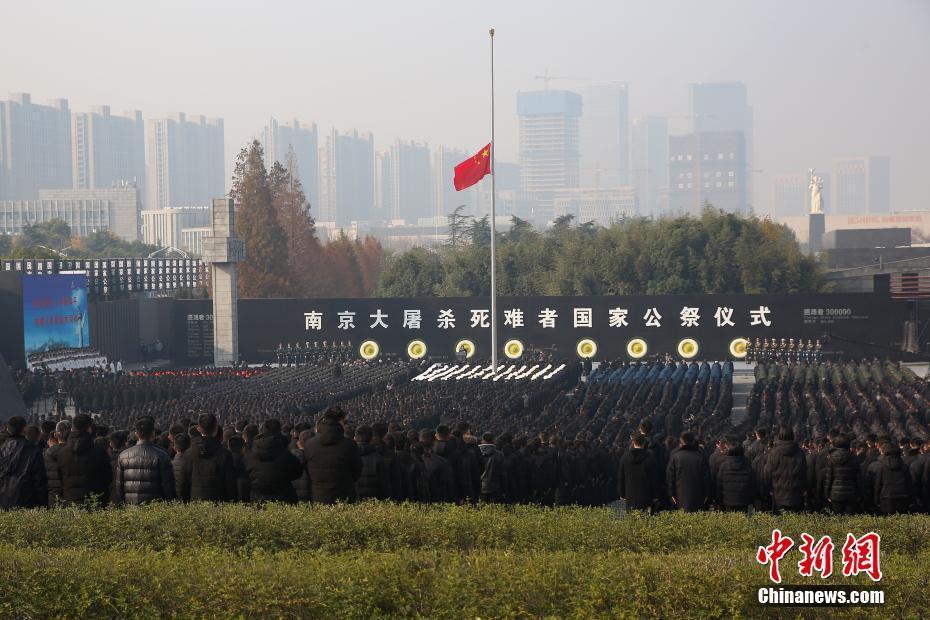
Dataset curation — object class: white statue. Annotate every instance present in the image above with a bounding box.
[809,168,824,214]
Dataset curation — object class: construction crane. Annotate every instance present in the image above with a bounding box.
[533,69,586,90]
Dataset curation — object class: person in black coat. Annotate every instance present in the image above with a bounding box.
[419,430,455,503]
[477,433,507,503]
[244,419,302,503]
[115,416,175,505]
[762,426,808,512]
[820,433,861,514]
[433,426,464,503]
[304,407,362,504]
[291,430,313,502]
[227,436,250,502]
[177,413,237,502]
[873,439,912,515]
[617,433,656,511]
[44,420,69,507]
[0,416,47,509]
[355,426,391,500]
[715,437,755,511]
[666,432,709,512]
[171,433,191,500]
[56,414,112,506]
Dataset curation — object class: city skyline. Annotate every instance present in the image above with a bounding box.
[1,0,925,216]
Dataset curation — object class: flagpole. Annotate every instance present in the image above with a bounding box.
[489,26,498,374]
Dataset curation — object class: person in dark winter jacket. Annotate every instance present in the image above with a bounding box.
[355,426,391,500]
[393,434,429,501]
[762,426,807,512]
[115,416,175,505]
[433,426,465,502]
[0,416,47,509]
[177,413,237,502]
[715,436,755,511]
[666,432,709,512]
[171,433,191,500]
[44,420,69,507]
[107,431,128,505]
[304,407,362,504]
[617,433,656,511]
[419,430,456,503]
[244,419,302,503]
[56,414,112,506]
[227,436,250,502]
[291,430,313,502]
[820,433,861,514]
[477,433,507,502]
[873,438,912,515]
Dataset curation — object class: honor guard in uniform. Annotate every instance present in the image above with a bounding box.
[787,338,796,364]
[285,343,294,366]
[276,343,284,366]
[814,339,822,363]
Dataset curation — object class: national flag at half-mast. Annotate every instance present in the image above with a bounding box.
[453,143,492,191]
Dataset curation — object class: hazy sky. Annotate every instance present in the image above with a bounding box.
[2,0,928,213]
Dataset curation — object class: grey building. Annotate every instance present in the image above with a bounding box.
[668,131,746,215]
[0,93,72,200]
[833,156,890,214]
[141,205,212,250]
[146,113,224,211]
[261,117,319,210]
[517,90,582,222]
[72,106,145,205]
[390,140,431,223]
[631,116,668,216]
[1,184,141,240]
[580,82,629,187]
[772,173,808,216]
[689,82,753,204]
[319,129,374,226]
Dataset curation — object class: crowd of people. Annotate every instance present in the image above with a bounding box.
[1,357,928,514]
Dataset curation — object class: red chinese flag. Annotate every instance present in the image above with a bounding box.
[453,143,492,191]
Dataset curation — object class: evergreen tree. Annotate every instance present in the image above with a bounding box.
[268,159,323,297]
[230,140,289,298]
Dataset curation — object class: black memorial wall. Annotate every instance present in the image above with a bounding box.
[170,289,911,364]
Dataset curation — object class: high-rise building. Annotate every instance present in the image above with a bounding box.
[375,150,393,220]
[145,113,224,211]
[580,83,629,187]
[390,140,431,223]
[318,129,374,225]
[517,90,582,221]
[71,106,145,204]
[772,173,808,216]
[833,156,890,214]
[0,93,72,200]
[260,117,319,210]
[668,131,746,214]
[631,116,668,216]
[689,82,753,204]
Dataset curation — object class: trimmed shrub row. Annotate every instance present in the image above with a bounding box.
[0,547,922,619]
[0,502,928,554]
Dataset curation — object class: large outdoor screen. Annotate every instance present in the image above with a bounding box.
[22,273,90,359]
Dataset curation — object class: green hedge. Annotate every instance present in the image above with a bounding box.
[0,547,923,618]
[0,502,928,554]
[1,504,927,617]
